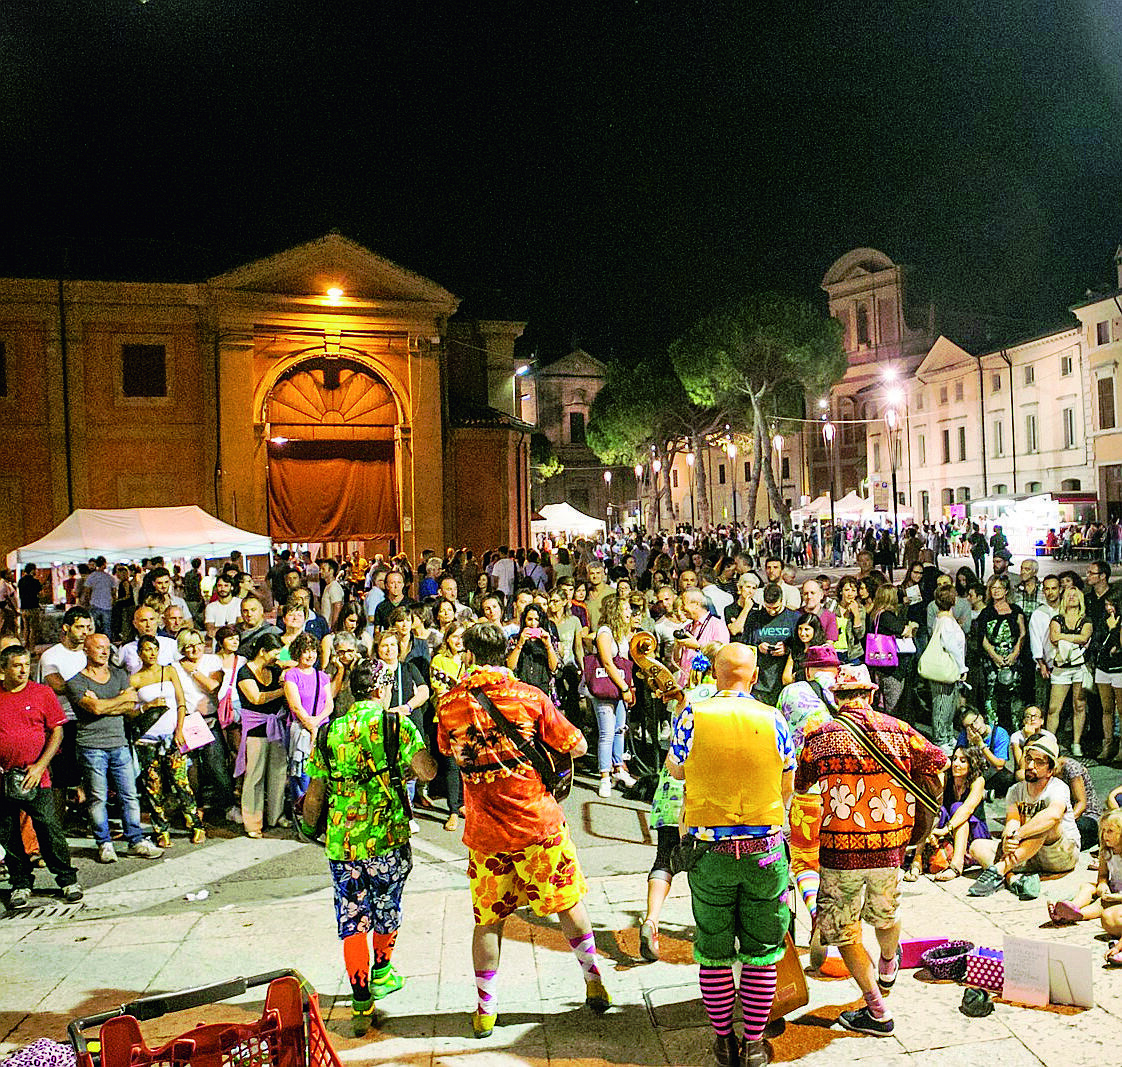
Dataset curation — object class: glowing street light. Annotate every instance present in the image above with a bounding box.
[821,420,836,552]
[884,406,901,544]
[326,286,343,304]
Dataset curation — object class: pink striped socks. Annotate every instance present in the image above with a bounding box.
[475,968,497,1017]
[568,932,601,979]
[699,966,736,1037]
[740,964,778,1042]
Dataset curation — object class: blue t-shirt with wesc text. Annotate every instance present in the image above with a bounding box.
[748,607,799,697]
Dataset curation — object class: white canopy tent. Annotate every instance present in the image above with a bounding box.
[531,502,607,539]
[8,506,272,567]
[789,494,834,524]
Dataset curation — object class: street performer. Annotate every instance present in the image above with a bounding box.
[666,643,794,1067]
[437,621,610,1040]
[796,664,948,1038]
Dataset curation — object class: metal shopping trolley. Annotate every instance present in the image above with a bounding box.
[68,970,343,1067]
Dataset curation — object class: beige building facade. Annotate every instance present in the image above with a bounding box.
[865,326,1094,522]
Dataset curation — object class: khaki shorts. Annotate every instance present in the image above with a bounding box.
[816,866,900,947]
[1016,834,1080,874]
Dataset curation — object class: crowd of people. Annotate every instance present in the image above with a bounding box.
[2,527,1121,1062]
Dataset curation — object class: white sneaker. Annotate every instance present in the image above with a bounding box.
[226,806,244,825]
[409,819,420,833]
[97,842,117,864]
[128,838,164,860]
[614,768,637,788]
[598,777,612,798]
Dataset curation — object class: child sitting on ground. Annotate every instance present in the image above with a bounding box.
[1047,808,1122,965]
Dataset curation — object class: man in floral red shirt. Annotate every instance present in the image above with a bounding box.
[796,665,947,1038]
[437,622,608,1039]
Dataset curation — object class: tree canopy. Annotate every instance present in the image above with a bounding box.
[669,292,846,527]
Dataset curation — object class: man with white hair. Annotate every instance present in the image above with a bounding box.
[675,589,731,687]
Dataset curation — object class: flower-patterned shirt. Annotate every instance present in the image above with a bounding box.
[794,697,948,870]
[306,698,425,861]
[437,665,582,854]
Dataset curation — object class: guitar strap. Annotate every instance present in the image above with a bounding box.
[833,712,940,816]
[467,686,554,790]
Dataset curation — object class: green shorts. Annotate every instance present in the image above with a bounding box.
[687,840,790,967]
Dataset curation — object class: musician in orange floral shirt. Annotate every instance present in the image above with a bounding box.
[437,622,609,1039]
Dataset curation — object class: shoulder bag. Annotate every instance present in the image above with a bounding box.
[918,619,961,684]
[582,647,634,701]
[864,613,899,668]
[468,685,574,801]
[834,711,941,846]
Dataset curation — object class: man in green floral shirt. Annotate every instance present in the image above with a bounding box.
[306,660,436,1035]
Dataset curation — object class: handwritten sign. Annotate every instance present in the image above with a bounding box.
[1002,936,1049,1007]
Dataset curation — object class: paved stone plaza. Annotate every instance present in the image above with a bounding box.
[3,762,1121,1067]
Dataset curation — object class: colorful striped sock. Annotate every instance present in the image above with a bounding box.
[740,964,778,1042]
[699,966,736,1038]
[475,969,498,1017]
[795,869,820,921]
[569,932,601,980]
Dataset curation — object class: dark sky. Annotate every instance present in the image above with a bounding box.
[3,1,1122,359]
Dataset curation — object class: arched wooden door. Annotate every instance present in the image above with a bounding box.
[265,357,401,543]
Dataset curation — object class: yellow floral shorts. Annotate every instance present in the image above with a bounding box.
[467,825,588,924]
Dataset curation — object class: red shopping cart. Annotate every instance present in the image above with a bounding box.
[68,970,343,1067]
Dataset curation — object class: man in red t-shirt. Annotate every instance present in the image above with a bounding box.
[0,644,81,908]
[437,622,607,1038]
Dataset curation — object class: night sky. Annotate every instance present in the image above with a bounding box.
[3,1,1122,359]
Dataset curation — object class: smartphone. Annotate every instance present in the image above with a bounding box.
[524,627,543,639]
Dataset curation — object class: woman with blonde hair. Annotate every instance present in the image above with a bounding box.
[592,593,636,798]
[1048,586,1093,755]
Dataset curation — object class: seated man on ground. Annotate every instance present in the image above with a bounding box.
[968,730,1081,901]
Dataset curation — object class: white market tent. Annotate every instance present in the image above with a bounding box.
[789,494,833,524]
[8,506,272,567]
[531,502,607,538]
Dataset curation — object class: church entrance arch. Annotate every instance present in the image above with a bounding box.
[264,355,402,547]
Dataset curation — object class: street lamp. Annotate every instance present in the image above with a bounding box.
[685,452,695,531]
[604,469,613,527]
[822,420,837,564]
[634,463,643,530]
[728,441,738,530]
[884,406,901,548]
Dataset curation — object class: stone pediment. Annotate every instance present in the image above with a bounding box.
[915,335,975,378]
[822,247,897,288]
[207,232,458,310]
[541,348,607,377]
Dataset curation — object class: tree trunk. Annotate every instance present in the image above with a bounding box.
[747,428,763,529]
[750,392,790,530]
[691,433,710,529]
[659,444,675,526]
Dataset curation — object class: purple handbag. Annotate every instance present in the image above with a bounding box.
[864,613,898,668]
[583,652,633,700]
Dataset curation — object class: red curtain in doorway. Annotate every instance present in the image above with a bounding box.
[267,439,399,543]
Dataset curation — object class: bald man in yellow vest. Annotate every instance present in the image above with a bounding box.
[667,643,794,1067]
